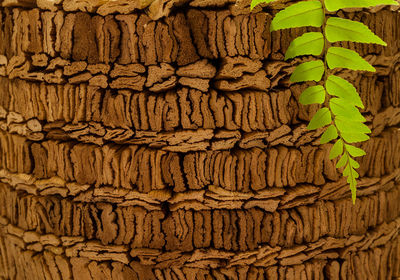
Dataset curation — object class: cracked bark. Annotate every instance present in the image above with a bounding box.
[0,0,399,279]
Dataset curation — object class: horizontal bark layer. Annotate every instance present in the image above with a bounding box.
[0,0,399,279]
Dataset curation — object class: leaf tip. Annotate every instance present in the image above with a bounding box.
[351,188,357,205]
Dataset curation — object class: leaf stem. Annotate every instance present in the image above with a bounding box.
[320,0,357,204]
[344,149,357,203]
[320,0,328,84]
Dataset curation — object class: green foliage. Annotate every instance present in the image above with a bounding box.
[329,98,366,122]
[307,108,332,130]
[345,145,367,157]
[320,125,338,144]
[326,18,387,45]
[326,75,364,108]
[299,85,325,105]
[335,119,371,134]
[326,47,376,71]
[336,153,348,168]
[250,0,398,203]
[340,131,370,143]
[344,156,360,203]
[285,32,324,60]
[329,139,343,159]
[290,60,324,82]
[270,1,324,31]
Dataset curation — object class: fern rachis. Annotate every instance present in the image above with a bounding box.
[250,0,398,203]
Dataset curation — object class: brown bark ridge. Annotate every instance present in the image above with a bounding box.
[0,0,399,279]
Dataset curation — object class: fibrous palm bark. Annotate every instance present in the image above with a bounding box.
[0,0,399,279]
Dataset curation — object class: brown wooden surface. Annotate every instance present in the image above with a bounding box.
[0,0,399,279]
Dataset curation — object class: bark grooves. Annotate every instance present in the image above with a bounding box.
[0,0,399,279]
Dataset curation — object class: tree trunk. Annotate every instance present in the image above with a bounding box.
[0,0,399,279]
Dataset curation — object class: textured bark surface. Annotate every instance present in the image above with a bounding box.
[0,0,399,279]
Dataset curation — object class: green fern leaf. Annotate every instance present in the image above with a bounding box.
[343,164,352,176]
[335,119,371,134]
[327,47,376,72]
[329,139,344,159]
[307,107,331,130]
[325,0,398,12]
[285,32,324,60]
[344,161,360,176]
[347,167,359,179]
[320,125,338,144]
[250,0,276,10]
[271,1,324,31]
[290,60,325,83]
[349,158,361,169]
[346,168,358,204]
[329,98,366,122]
[341,131,370,143]
[345,144,367,157]
[326,75,364,109]
[343,155,360,204]
[351,169,359,179]
[299,85,325,105]
[251,0,396,205]
[326,17,387,46]
[336,153,348,168]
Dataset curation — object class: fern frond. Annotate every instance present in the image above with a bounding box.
[254,0,393,203]
[271,1,324,31]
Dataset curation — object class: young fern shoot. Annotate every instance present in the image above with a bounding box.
[251,0,398,203]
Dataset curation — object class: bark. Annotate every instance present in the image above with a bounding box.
[0,0,399,279]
